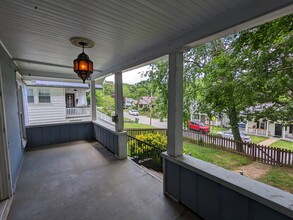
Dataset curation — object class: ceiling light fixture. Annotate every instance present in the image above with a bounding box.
[70,37,95,83]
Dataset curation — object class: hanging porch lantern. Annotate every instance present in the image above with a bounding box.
[70,37,95,83]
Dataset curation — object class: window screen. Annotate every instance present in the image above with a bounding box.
[27,89,34,103]
[39,89,50,103]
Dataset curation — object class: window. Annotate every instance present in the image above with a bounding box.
[27,89,34,103]
[39,89,50,103]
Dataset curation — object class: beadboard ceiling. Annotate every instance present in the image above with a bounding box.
[0,0,292,80]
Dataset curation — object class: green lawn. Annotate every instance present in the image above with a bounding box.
[249,135,269,144]
[124,122,155,129]
[209,126,225,135]
[270,140,293,151]
[183,141,252,170]
[257,167,293,193]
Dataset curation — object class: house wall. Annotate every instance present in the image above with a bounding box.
[65,88,88,107]
[0,44,23,191]
[26,86,66,124]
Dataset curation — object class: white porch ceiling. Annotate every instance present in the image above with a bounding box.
[0,1,292,80]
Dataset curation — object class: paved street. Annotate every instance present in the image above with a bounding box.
[124,112,167,128]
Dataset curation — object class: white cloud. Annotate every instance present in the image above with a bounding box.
[105,65,150,84]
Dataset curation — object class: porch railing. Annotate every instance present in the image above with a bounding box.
[66,107,90,118]
[125,128,293,167]
[127,135,163,172]
[96,110,115,125]
[248,127,269,136]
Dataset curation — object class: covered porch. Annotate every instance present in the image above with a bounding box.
[8,140,197,220]
[0,1,293,220]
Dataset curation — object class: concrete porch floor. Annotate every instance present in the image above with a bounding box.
[7,140,200,220]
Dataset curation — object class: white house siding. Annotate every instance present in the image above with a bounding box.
[64,88,88,107]
[26,87,66,125]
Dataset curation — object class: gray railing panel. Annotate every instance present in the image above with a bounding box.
[26,122,92,148]
[163,153,293,220]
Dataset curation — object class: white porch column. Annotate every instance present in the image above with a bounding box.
[115,71,124,132]
[245,122,248,134]
[90,80,96,121]
[266,121,269,137]
[167,51,183,157]
[282,125,286,139]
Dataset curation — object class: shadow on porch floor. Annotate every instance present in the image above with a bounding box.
[8,140,201,220]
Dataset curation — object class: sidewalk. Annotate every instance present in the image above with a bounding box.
[258,137,279,146]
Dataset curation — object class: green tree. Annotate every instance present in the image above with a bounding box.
[233,14,293,124]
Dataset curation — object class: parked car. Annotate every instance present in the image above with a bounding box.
[129,109,139,116]
[188,120,210,133]
[216,130,251,142]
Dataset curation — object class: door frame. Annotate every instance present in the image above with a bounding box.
[65,93,75,108]
[0,62,13,200]
[275,123,282,136]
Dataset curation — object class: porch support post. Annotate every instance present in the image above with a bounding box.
[90,80,96,121]
[167,51,183,157]
[266,121,269,137]
[114,71,124,132]
[245,122,249,134]
[282,125,285,139]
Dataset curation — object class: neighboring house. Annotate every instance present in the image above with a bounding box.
[124,98,135,108]
[246,119,293,139]
[189,101,229,126]
[244,103,293,139]
[137,96,156,109]
[24,80,102,125]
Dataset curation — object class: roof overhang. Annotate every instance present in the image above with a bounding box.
[0,1,292,80]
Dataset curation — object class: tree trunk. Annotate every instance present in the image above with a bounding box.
[228,106,243,152]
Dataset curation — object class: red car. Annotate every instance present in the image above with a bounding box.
[188,120,210,133]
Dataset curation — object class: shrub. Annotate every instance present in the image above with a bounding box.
[128,132,167,169]
[135,133,167,150]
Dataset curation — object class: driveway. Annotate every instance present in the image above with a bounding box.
[124,112,167,129]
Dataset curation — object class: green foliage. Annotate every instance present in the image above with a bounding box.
[135,133,167,150]
[233,14,293,123]
[103,81,114,96]
[128,133,167,168]
[128,80,152,100]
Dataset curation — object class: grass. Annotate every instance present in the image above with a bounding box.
[270,140,293,151]
[257,167,293,193]
[124,122,155,129]
[183,141,252,170]
[209,125,225,135]
[249,135,269,144]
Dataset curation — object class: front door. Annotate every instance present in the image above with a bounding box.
[275,124,282,136]
[65,94,75,108]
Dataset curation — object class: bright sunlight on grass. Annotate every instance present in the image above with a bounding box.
[209,126,225,135]
[270,140,293,151]
[183,141,252,170]
[249,135,269,144]
[257,167,293,193]
[124,123,155,129]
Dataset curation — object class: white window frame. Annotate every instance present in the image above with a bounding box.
[27,88,34,103]
[38,89,51,103]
